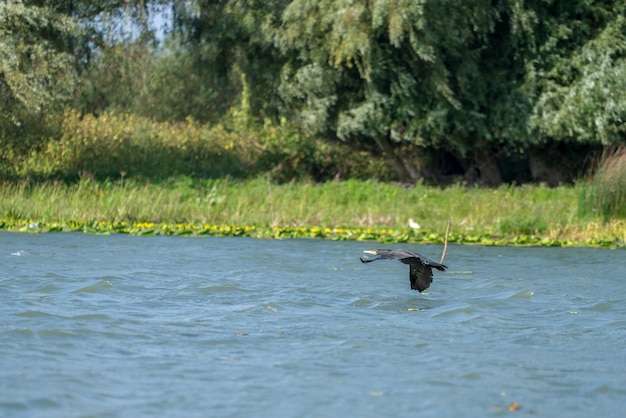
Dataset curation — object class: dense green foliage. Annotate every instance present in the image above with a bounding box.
[5,108,390,182]
[275,0,533,184]
[168,0,626,184]
[0,0,79,121]
[530,3,626,146]
[1,0,625,188]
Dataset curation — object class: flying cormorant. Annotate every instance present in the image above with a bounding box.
[360,249,447,292]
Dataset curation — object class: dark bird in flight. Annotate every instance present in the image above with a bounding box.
[360,249,447,292]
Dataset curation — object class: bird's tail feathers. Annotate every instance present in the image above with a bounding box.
[427,261,447,271]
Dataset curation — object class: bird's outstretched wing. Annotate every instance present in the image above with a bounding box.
[409,264,434,292]
[362,251,446,270]
[360,249,447,292]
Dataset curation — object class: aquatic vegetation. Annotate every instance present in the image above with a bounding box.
[1,178,624,247]
[0,217,623,248]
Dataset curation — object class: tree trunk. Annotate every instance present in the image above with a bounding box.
[477,156,503,187]
[376,137,424,183]
[528,144,573,186]
[464,147,503,187]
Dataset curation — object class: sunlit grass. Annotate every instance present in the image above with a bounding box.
[1,177,624,247]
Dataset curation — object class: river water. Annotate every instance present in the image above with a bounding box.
[1,231,625,417]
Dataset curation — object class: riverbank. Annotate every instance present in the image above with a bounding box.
[1,177,624,247]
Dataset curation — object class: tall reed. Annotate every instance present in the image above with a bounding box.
[578,147,626,220]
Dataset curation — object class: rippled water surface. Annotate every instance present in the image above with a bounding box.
[1,231,625,417]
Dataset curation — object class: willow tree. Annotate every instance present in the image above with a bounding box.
[136,0,625,184]
[172,0,290,121]
[273,0,539,184]
[529,2,626,147]
[0,0,169,127]
[0,0,79,124]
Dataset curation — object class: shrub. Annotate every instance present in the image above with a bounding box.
[11,109,393,182]
[17,110,254,180]
[252,118,393,182]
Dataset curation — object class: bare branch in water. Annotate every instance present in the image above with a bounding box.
[440,219,450,264]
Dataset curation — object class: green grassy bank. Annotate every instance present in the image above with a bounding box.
[1,177,624,247]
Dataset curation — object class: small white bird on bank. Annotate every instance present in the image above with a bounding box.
[408,218,421,229]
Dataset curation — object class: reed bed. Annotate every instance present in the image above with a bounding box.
[1,177,624,247]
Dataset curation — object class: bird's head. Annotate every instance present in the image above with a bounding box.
[363,249,394,255]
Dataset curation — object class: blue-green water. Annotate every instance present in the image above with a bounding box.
[1,231,625,417]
